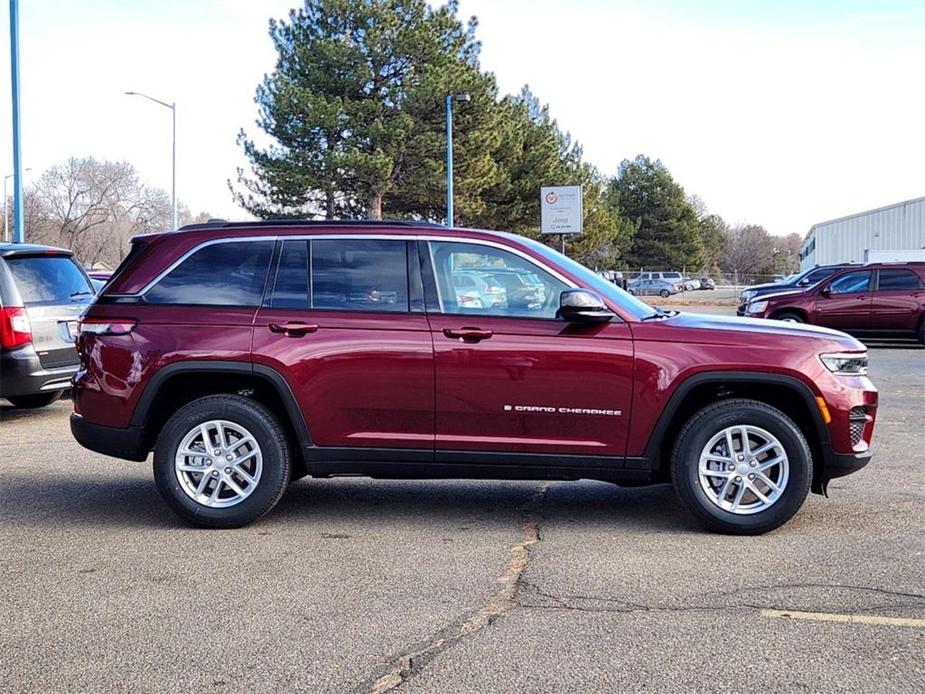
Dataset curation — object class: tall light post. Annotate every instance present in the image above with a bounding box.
[3,168,30,243]
[9,0,25,243]
[125,91,177,230]
[445,93,470,228]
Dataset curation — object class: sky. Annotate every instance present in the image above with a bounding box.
[1,0,924,237]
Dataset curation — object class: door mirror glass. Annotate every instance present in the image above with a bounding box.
[557,289,614,323]
[819,286,831,297]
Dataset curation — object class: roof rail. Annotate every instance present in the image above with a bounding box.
[176,218,447,232]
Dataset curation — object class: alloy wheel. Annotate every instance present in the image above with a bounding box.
[174,420,263,508]
[697,425,789,515]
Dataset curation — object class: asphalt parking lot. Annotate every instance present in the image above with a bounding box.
[1,320,923,693]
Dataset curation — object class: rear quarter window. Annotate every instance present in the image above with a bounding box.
[6,255,94,305]
[145,240,274,306]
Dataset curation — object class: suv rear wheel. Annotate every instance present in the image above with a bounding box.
[671,399,812,534]
[6,390,63,409]
[153,395,291,528]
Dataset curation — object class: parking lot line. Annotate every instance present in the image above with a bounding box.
[761,609,925,628]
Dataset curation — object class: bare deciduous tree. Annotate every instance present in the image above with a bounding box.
[24,157,206,268]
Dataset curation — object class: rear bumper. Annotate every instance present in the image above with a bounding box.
[1,346,77,397]
[70,413,149,461]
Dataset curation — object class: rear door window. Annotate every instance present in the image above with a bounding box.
[877,269,922,291]
[269,239,310,309]
[310,239,409,312]
[145,240,274,306]
[6,255,94,305]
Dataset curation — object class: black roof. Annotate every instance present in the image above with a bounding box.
[177,218,447,232]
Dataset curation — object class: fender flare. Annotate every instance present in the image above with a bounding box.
[129,360,312,447]
[641,370,830,462]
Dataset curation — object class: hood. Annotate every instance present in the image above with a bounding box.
[753,288,811,303]
[659,311,863,348]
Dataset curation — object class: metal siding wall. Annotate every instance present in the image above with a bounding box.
[803,198,925,268]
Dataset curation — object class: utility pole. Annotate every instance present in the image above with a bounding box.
[9,0,25,243]
[445,93,470,227]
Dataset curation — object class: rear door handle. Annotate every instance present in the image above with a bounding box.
[268,322,318,337]
[443,327,493,342]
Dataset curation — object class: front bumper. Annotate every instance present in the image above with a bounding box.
[1,346,78,397]
[822,447,871,481]
[70,413,150,461]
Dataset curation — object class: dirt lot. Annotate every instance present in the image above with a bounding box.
[1,314,923,693]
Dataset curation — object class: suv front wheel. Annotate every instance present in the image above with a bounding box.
[671,399,812,534]
[153,395,292,528]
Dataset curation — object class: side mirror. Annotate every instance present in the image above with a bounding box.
[819,286,831,297]
[557,289,614,323]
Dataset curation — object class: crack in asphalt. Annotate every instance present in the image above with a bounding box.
[357,486,924,693]
[516,580,925,615]
[359,484,549,694]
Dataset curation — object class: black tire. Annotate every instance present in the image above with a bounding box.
[659,289,671,298]
[6,390,63,409]
[153,395,291,528]
[671,399,812,535]
[775,311,805,323]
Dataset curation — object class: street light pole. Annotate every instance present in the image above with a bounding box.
[445,93,470,228]
[9,0,25,243]
[125,91,177,230]
[3,168,29,243]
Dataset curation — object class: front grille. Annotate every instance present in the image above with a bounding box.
[849,407,867,446]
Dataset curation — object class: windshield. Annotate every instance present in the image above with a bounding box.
[516,236,657,320]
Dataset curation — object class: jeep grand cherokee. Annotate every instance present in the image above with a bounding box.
[70,221,878,534]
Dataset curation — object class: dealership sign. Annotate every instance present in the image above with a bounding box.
[540,185,583,235]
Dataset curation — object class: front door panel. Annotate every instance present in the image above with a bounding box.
[428,315,633,457]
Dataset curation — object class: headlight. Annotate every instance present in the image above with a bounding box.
[746,300,768,314]
[819,352,868,376]
[741,290,755,301]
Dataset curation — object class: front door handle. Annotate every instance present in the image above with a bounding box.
[268,322,318,337]
[443,327,493,342]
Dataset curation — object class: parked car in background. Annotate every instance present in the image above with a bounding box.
[743,263,925,343]
[1,243,96,408]
[628,278,679,298]
[71,219,877,535]
[698,277,716,290]
[452,271,506,308]
[681,278,699,291]
[738,263,854,315]
[637,271,684,290]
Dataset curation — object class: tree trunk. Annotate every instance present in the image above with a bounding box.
[367,190,383,220]
[325,187,336,220]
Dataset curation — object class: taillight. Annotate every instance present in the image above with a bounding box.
[0,306,32,349]
[78,318,136,335]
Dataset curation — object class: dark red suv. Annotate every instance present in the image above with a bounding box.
[71,221,878,534]
[743,263,925,342]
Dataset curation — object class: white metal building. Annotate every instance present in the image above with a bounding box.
[799,196,925,270]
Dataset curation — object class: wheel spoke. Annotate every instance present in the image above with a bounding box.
[195,472,211,495]
[234,464,256,484]
[178,463,206,472]
[217,424,229,450]
[746,480,771,504]
[224,476,246,497]
[199,423,213,449]
[756,472,782,494]
[725,429,737,457]
[757,456,784,472]
[738,427,751,456]
[209,479,223,503]
[751,441,776,458]
[232,448,258,466]
[729,482,747,511]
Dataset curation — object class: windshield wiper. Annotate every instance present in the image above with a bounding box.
[70,290,94,298]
